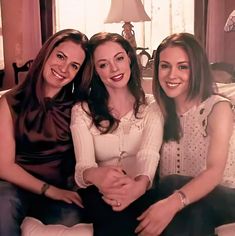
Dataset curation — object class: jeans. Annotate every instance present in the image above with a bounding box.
[157,175,235,236]
[0,180,86,236]
[79,185,159,236]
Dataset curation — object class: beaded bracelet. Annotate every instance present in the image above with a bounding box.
[41,183,50,195]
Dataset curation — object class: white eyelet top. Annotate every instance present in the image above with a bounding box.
[160,95,235,188]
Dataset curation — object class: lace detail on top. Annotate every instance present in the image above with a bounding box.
[71,94,164,188]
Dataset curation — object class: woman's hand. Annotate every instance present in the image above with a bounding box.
[102,176,149,211]
[84,166,126,194]
[135,194,181,236]
[45,185,84,208]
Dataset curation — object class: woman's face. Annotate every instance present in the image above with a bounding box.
[93,41,131,93]
[43,40,86,97]
[158,46,191,102]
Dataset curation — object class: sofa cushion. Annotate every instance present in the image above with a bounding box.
[215,223,235,236]
[21,217,93,236]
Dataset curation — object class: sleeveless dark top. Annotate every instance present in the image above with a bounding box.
[5,90,76,188]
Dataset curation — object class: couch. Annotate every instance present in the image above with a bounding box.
[1,89,235,235]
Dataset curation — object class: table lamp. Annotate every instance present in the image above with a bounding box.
[224,10,235,32]
[104,0,151,48]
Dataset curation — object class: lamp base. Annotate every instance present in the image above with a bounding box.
[121,22,137,48]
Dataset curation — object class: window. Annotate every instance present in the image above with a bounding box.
[0,2,4,70]
[55,0,194,55]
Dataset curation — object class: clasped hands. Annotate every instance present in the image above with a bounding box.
[92,166,146,211]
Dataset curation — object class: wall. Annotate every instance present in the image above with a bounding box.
[206,0,235,66]
[224,0,235,65]
[1,0,41,89]
[1,0,22,88]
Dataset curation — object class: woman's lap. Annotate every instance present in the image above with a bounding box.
[79,185,158,236]
[157,175,235,235]
[0,180,86,236]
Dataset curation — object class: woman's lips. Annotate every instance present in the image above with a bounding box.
[51,68,64,80]
[110,73,123,82]
[166,81,180,88]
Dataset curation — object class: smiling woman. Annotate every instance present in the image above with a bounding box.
[0,29,89,236]
[70,32,164,236]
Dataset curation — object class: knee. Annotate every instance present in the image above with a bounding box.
[0,181,18,204]
[0,181,25,218]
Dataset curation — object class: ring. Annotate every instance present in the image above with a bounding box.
[116,200,121,207]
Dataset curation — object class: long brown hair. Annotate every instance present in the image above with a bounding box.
[79,32,146,133]
[12,29,89,111]
[153,33,214,142]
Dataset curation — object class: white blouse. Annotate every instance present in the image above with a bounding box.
[71,95,164,188]
[160,95,235,188]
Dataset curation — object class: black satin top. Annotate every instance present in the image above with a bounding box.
[6,90,76,188]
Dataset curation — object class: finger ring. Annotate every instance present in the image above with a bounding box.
[116,200,121,207]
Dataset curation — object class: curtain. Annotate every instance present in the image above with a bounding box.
[206,0,225,63]
[22,0,42,62]
[194,0,208,48]
[55,0,194,55]
[40,0,53,44]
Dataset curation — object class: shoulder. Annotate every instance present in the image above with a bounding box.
[209,97,233,119]
[201,95,232,116]
[141,94,164,123]
[207,95,233,114]
[72,101,90,115]
[0,95,12,123]
[0,95,8,110]
[71,101,92,126]
[207,96,233,133]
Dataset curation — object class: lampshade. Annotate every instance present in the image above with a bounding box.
[224,10,235,32]
[104,0,151,23]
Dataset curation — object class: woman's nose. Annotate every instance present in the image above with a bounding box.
[59,62,69,73]
[169,67,177,79]
[110,61,118,72]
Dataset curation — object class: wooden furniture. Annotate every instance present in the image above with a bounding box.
[136,47,154,78]
[0,69,4,87]
[12,59,33,85]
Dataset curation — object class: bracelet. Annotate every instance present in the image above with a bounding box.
[175,190,189,209]
[41,183,50,195]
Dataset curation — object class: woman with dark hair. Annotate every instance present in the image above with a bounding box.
[71,32,163,235]
[135,33,235,236]
[0,29,89,236]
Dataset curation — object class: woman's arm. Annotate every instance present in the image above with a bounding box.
[0,97,83,207]
[70,103,126,191]
[103,101,164,210]
[134,101,164,187]
[136,101,233,235]
[178,101,232,203]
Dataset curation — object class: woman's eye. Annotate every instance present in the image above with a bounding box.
[179,64,189,70]
[116,56,124,61]
[71,64,79,70]
[99,63,108,69]
[57,53,64,60]
[159,63,169,69]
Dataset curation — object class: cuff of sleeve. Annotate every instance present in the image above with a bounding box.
[75,164,98,188]
[134,155,159,188]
